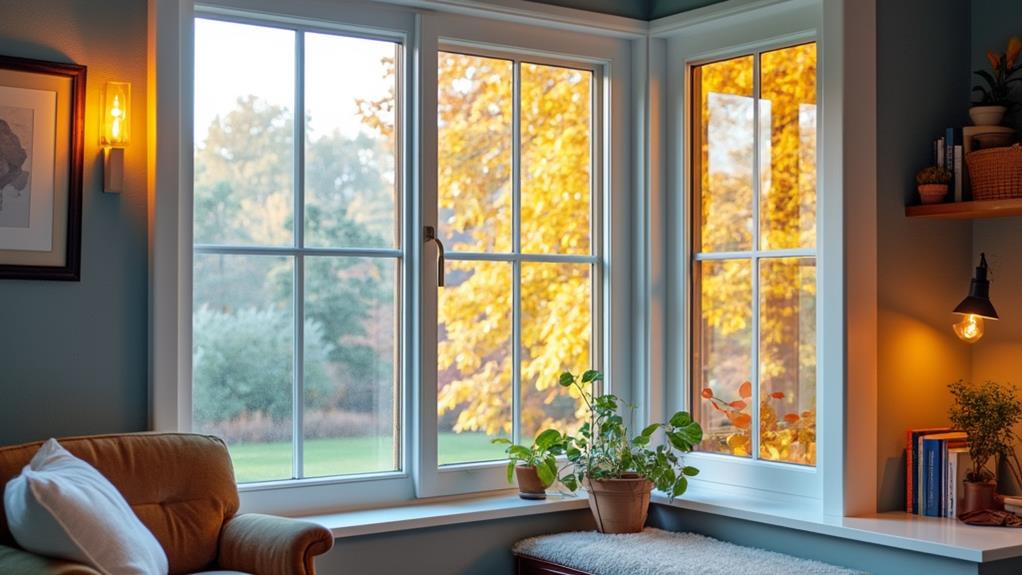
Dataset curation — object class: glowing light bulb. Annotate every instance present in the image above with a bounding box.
[953,314,985,343]
[110,95,122,143]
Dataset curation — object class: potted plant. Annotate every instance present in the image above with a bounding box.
[558,370,702,533]
[971,36,1022,126]
[915,166,951,205]
[948,380,1022,514]
[493,429,570,500]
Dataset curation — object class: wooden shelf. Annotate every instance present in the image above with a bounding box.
[905,197,1022,220]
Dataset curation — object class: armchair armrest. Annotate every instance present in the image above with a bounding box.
[0,544,101,575]
[218,513,334,575]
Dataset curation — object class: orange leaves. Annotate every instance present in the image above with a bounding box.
[728,412,752,430]
[989,50,1002,72]
[728,400,747,410]
[701,388,714,399]
[1009,36,1022,70]
[738,381,752,399]
[783,413,800,424]
[769,391,785,399]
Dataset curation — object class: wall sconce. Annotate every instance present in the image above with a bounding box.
[953,253,998,343]
[102,81,130,193]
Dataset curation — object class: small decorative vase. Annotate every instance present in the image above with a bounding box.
[969,105,1007,127]
[515,465,547,500]
[917,183,949,204]
[584,474,654,533]
[961,480,998,515]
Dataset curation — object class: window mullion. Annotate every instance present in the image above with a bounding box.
[511,59,523,446]
[292,30,307,480]
[750,51,762,463]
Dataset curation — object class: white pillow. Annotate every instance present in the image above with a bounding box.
[3,438,169,575]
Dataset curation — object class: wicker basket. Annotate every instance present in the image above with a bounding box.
[967,144,1022,200]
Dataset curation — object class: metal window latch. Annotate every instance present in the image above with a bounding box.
[423,225,445,287]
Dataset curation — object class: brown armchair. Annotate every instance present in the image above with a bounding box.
[0,433,333,575]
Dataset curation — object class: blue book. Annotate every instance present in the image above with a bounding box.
[923,438,942,517]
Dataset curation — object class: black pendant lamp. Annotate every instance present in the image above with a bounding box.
[952,253,998,343]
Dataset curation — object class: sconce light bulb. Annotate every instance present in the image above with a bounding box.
[953,314,985,344]
[111,95,122,142]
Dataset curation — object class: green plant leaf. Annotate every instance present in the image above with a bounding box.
[508,445,533,461]
[491,438,512,445]
[536,461,556,487]
[672,476,689,498]
[581,370,603,383]
[632,435,650,446]
[669,411,692,427]
[559,372,575,387]
[507,461,515,484]
[682,466,700,477]
[640,423,661,437]
[561,473,578,492]
[535,429,561,451]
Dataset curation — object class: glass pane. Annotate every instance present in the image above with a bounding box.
[438,260,512,464]
[521,63,592,256]
[303,257,398,477]
[760,44,817,250]
[194,19,294,247]
[438,53,513,254]
[520,263,591,442]
[695,55,754,253]
[192,254,294,482]
[305,34,398,249]
[760,258,816,465]
[695,259,753,457]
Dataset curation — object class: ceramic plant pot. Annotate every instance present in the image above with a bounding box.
[961,480,998,515]
[515,465,548,500]
[970,105,1007,127]
[584,474,654,533]
[917,183,949,204]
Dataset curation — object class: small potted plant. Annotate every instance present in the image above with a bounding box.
[971,36,1022,126]
[915,166,951,205]
[493,429,570,500]
[948,380,1022,515]
[559,370,702,533]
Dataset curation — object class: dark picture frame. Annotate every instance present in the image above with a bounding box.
[0,55,85,281]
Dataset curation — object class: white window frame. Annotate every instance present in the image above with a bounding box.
[655,0,834,502]
[149,0,639,514]
[416,11,633,498]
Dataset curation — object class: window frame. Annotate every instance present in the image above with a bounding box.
[151,0,637,513]
[659,0,830,500]
[416,12,632,498]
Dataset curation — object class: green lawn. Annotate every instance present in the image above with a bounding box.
[229,432,506,483]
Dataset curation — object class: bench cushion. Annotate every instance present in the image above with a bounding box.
[513,528,863,575]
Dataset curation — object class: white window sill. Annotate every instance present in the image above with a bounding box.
[654,480,1022,563]
[287,480,1022,563]
[298,490,589,539]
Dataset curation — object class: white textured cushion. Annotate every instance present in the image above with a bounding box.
[3,438,169,575]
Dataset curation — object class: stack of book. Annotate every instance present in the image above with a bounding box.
[906,428,969,517]
[1005,496,1022,515]
[932,128,963,202]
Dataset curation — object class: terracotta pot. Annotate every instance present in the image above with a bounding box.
[970,105,1007,127]
[917,183,949,204]
[515,465,547,500]
[961,480,999,515]
[584,474,654,533]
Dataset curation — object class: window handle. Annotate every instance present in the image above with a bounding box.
[423,226,445,287]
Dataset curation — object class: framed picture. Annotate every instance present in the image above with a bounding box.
[0,55,85,281]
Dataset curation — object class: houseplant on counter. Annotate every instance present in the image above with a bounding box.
[493,429,572,500]
[948,379,1022,514]
[970,35,1022,126]
[915,166,952,204]
[559,370,703,533]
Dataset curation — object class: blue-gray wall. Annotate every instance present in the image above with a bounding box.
[526,0,728,20]
[971,0,1022,133]
[875,0,974,512]
[0,0,149,444]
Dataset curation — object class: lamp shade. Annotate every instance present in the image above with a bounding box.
[953,253,998,320]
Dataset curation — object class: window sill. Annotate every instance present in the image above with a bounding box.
[654,481,1022,563]
[298,490,590,539]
